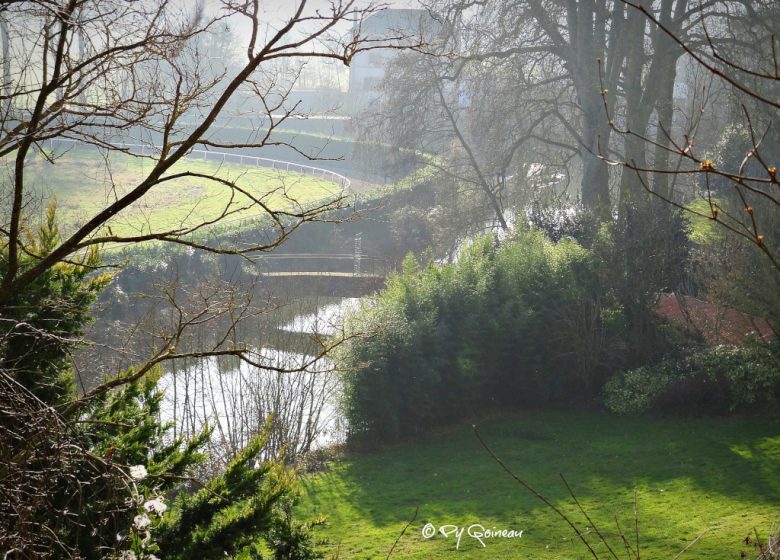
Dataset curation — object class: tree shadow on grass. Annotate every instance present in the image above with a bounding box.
[300,409,780,535]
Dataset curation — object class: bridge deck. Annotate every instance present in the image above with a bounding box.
[259,272,383,279]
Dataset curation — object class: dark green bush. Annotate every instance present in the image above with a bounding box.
[591,198,692,368]
[339,231,624,444]
[340,200,697,444]
[604,340,780,415]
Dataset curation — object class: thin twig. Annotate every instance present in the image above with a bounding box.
[615,516,636,560]
[386,506,419,560]
[671,528,710,560]
[473,426,600,559]
[560,474,621,560]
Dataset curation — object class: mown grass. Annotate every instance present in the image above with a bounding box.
[15,148,342,237]
[297,410,780,559]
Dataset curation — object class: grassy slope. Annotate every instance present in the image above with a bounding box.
[17,149,342,237]
[298,410,780,559]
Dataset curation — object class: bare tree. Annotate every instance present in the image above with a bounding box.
[0,0,420,303]
[600,0,780,271]
[375,1,751,223]
[0,0,423,394]
[368,51,513,231]
[360,4,580,248]
[0,1,421,555]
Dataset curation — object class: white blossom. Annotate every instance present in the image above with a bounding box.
[144,497,167,516]
[129,465,148,480]
[133,513,152,529]
[141,530,151,548]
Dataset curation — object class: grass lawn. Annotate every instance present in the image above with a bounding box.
[12,148,343,237]
[297,410,780,559]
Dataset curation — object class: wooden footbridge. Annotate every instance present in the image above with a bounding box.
[250,237,389,295]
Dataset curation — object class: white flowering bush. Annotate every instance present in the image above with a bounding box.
[129,465,148,480]
[603,362,679,414]
[120,473,169,559]
[604,340,780,415]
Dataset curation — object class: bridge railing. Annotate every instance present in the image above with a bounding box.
[251,252,391,278]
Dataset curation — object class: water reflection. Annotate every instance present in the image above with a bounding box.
[159,298,353,464]
[280,297,359,335]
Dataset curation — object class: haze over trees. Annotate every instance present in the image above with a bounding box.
[368,0,779,255]
[1,0,779,558]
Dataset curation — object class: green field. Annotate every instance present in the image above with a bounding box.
[12,148,343,237]
[298,410,780,559]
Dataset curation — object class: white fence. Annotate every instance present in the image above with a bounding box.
[45,138,351,190]
[43,138,353,248]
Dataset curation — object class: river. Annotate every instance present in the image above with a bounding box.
[157,297,360,463]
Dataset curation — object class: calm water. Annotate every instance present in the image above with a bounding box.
[158,298,359,460]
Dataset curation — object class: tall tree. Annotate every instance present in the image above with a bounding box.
[375,1,714,219]
[606,0,780,271]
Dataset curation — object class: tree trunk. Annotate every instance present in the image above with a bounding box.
[1,17,10,118]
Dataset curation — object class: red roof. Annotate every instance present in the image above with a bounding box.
[655,293,775,345]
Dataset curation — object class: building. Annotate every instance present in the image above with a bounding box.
[347,9,437,113]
